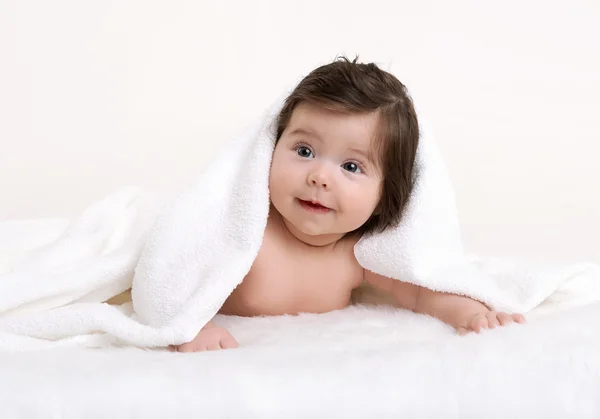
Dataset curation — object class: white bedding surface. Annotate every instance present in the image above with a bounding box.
[1,303,599,419]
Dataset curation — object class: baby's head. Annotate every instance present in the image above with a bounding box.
[269,56,419,243]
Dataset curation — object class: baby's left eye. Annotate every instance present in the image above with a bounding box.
[296,146,313,158]
[342,162,362,173]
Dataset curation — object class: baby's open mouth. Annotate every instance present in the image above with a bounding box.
[297,199,331,214]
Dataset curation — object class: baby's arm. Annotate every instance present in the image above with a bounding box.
[364,270,525,334]
[412,286,525,334]
[171,319,238,352]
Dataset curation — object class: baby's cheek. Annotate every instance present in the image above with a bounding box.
[345,191,379,223]
[269,160,297,207]
[268,175,286,206]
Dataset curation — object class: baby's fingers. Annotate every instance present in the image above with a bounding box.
[176,341,210,353]
[496,312,526,326]
[486,312,500,328]
[496,312,513,326]
[207,342,221,351]
[220,334,239,350]
[456,326,470,336]
[469,314,488,333]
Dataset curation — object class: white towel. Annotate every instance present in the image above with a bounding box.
[1,84,599,350]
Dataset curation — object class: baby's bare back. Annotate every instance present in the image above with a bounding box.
[219,213,364,317]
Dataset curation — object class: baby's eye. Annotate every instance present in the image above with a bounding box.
[296,146,314,158]
[342,162,362,173]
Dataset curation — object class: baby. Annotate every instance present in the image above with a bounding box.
[174,57,525,352]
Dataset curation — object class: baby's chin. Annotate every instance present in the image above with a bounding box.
[289,218,355,240]
[276,214,332,237]
[273,202,365,238]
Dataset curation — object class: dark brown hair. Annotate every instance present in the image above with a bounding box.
[275,55,419,236]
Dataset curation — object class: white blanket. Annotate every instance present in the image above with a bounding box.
[1,86,599,350]
[1,303,600,418]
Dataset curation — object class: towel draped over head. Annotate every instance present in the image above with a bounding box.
[1,81,599,351]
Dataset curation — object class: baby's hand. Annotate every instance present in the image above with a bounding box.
[456,311,526,336]
[171,327,239,352]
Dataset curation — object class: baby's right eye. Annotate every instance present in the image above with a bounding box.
[296,146,314,158]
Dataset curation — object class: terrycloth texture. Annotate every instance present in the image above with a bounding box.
[0,189,157,350]
[2,304,600,419]
[1,86,599,350]
[130,87,600,342]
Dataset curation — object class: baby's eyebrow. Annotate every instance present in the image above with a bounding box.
[349,147,374,163]
[288,128,323,142]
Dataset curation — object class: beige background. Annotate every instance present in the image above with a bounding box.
[1,0,598,264]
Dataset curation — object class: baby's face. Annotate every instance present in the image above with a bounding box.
[269,102,382,242]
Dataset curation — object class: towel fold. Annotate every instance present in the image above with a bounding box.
[1,83,599,350]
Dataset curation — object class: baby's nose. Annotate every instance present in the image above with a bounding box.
[308,171,329,188]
